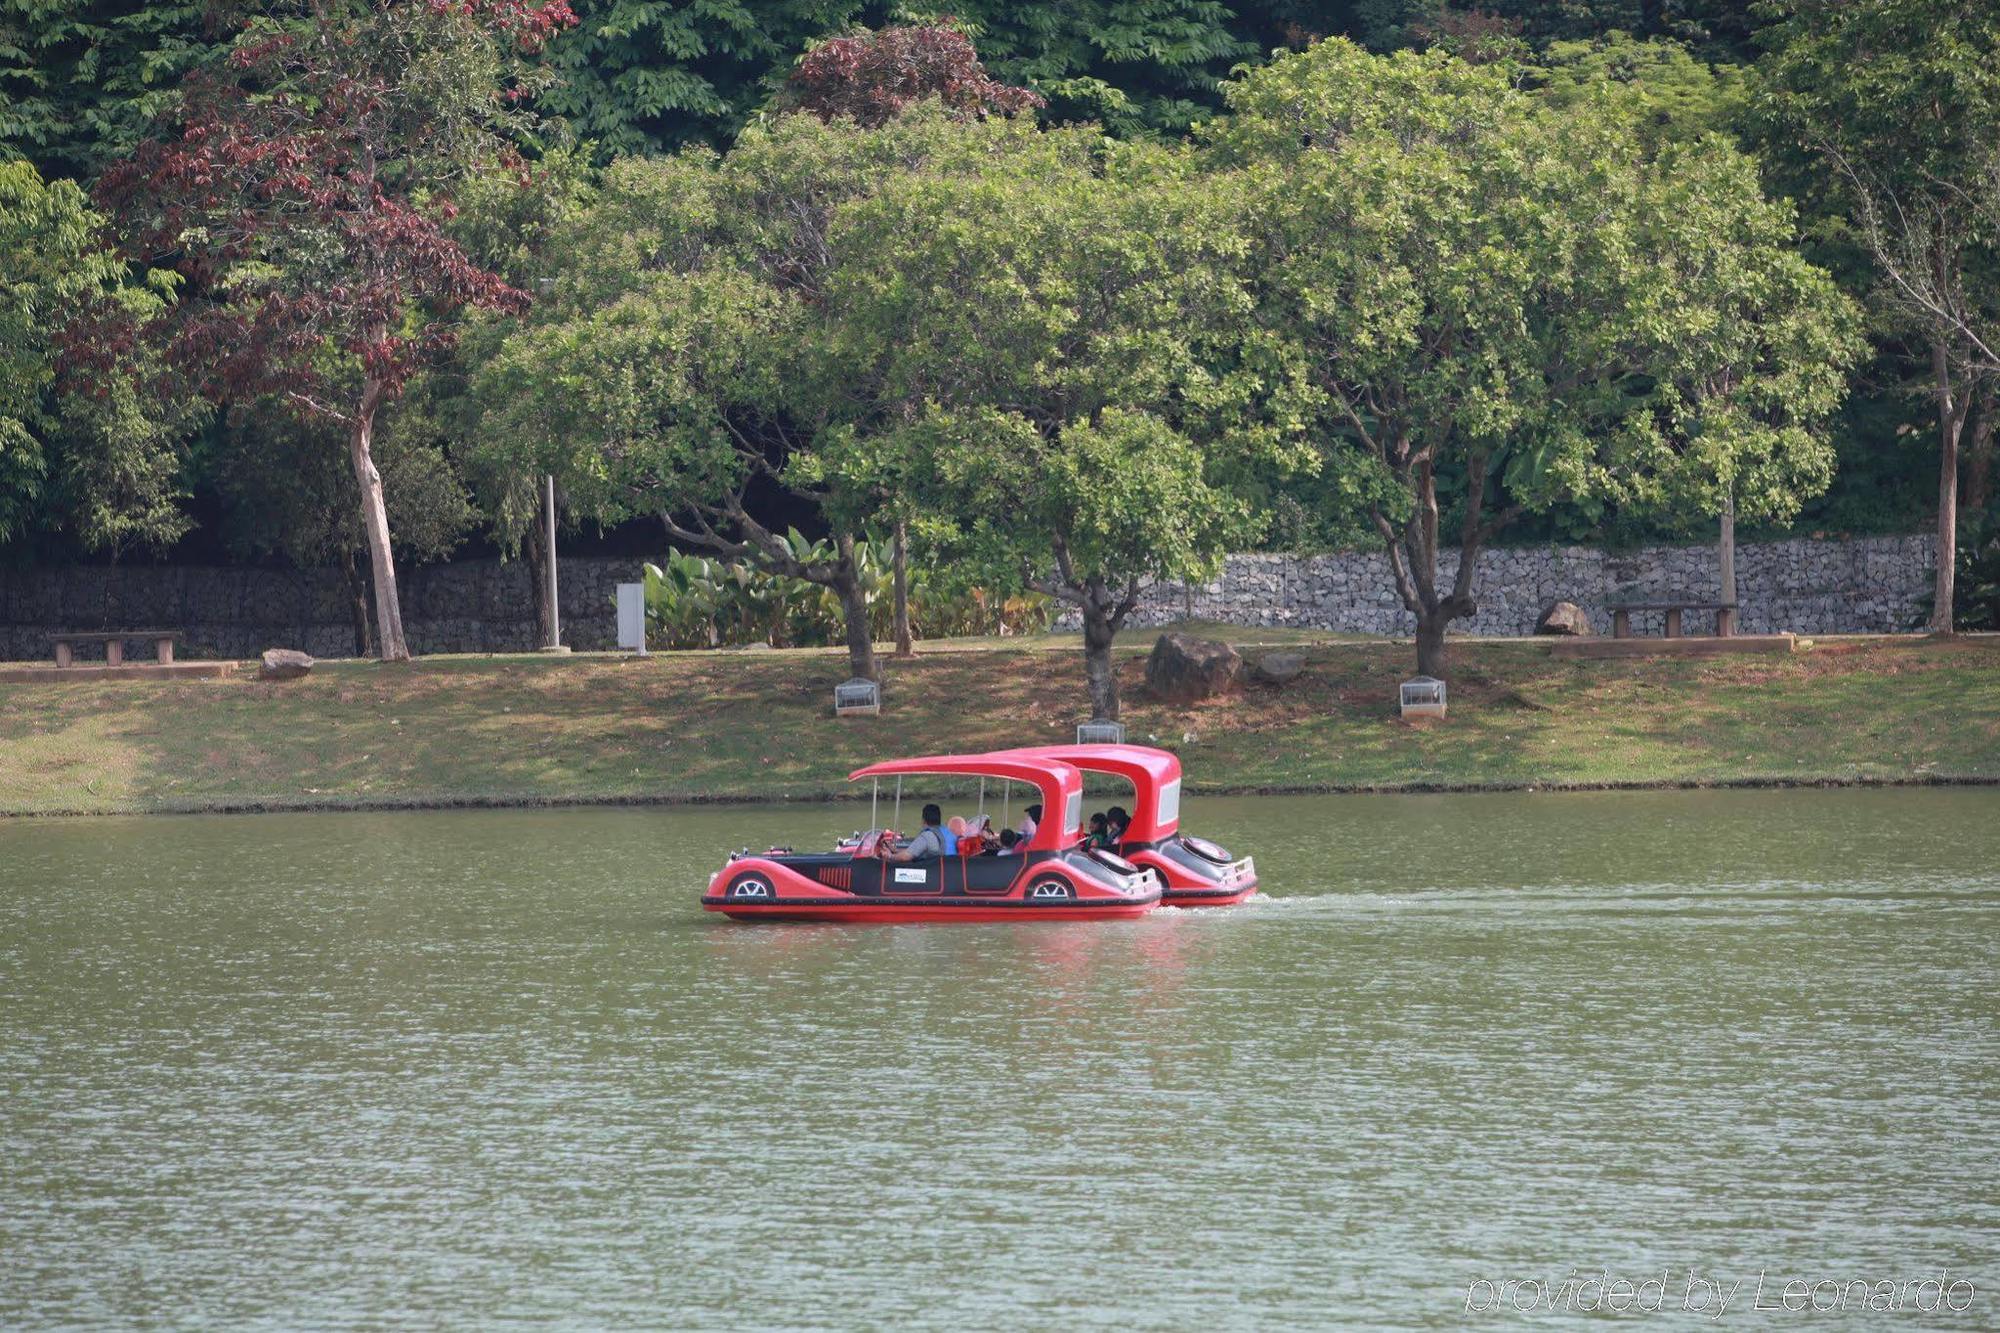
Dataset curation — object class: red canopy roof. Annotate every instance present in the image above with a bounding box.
[992,745,1184,842]
[848,753,1083,851]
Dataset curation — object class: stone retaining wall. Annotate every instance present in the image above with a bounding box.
[0,557,637,661]
[0,532,1935,662]
[1069,533,1934,637]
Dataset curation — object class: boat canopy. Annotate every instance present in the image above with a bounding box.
[848,753,1085,851]
[994,744,1183,842]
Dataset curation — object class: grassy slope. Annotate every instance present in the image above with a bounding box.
[1,632,1996,815]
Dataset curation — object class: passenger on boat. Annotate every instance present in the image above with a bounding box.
[961,814,993,853]
[1018,804,1041,840]
[1086,812,1112,849]
[995,829,1021,855]
[1106,806,1131,847]
[889,804,953,861]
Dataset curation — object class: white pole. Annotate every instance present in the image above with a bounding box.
[871,778,879,830]
[544,474,561,649]
[894,776,903,831]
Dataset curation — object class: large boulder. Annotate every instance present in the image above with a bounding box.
[259,648,315,681]
[1535,601,1594,637]
[1146,632,1242,703]
[1253,650,1307,685]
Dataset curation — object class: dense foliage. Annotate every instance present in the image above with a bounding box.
[86,0,572,658]
[638,540,1051,651]
[5,4,1996,696]
[1213,39,1858,674]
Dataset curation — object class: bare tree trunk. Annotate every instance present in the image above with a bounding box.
[1413,612,1449,680]
[523,510,554,649]
[348,383,409,661]
[1376,454,1491,684]
[1966,377,1995,522]
[1719,489,1737,607]
[1931,338,1966,635]
[341,546,373,658]
[834,533,878,682]
[1081,602,1120,721]
[892,518,913,657]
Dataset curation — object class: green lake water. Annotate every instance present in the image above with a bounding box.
[2,789,1996,1328]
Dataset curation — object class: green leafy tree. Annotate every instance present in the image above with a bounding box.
[0,1,217,181]
[534,0,860,157]
[1762,0,2000,632]
[1213,40,1858,678]
[1,158,195,554]
[814,131,1273,718]
[926,2,1258,138]
[1532,30,1747,150]
[470,115,995,681]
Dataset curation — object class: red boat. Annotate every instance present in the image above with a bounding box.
[996,744,1259,906]
[702,752,1165,923]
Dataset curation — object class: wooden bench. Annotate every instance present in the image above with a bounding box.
[50,630,184,668]
[1606,600,1738,639]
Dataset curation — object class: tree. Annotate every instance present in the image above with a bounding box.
[468,113,1009,682]
[1532,30,1748,151]
[1213,40,1857,678]
[2,159,196,554]
[1762,0,2000,633]
[0,1,219,182]
[92,0,573,660]
[1,160,114,538]
[902,3,1258,138]
[782,21,1047,660]
[531,0,860,158]
[814,132,1270,719]
[784,20,1044,126]
[429,145,596,649]
[207,395,473,653]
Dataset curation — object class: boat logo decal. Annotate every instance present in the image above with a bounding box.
[893,868,929,884]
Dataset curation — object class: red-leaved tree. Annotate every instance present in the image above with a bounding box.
[94,0,573,660]
[787,21,1045,129]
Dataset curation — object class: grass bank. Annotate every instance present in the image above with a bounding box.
[1,631,1996,816]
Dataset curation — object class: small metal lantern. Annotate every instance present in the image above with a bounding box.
[833,678,880,717]
[1077,719,1125,744]
[1399,675,1446,718]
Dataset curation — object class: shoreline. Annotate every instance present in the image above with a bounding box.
[4,633,1994,818]
[9,770,1996,820]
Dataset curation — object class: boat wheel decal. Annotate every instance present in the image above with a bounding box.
[1027,877,1073,901]
[729,875,775,900]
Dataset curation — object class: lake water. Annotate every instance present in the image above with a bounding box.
[2,789,1996,1328]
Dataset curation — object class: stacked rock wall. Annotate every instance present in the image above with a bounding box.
[0,532,1935,661]
[1072,533,1934,637]
[0,557,635,661]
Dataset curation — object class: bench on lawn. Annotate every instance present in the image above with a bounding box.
[1606,600,1738,639]
[49,630,184,668]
